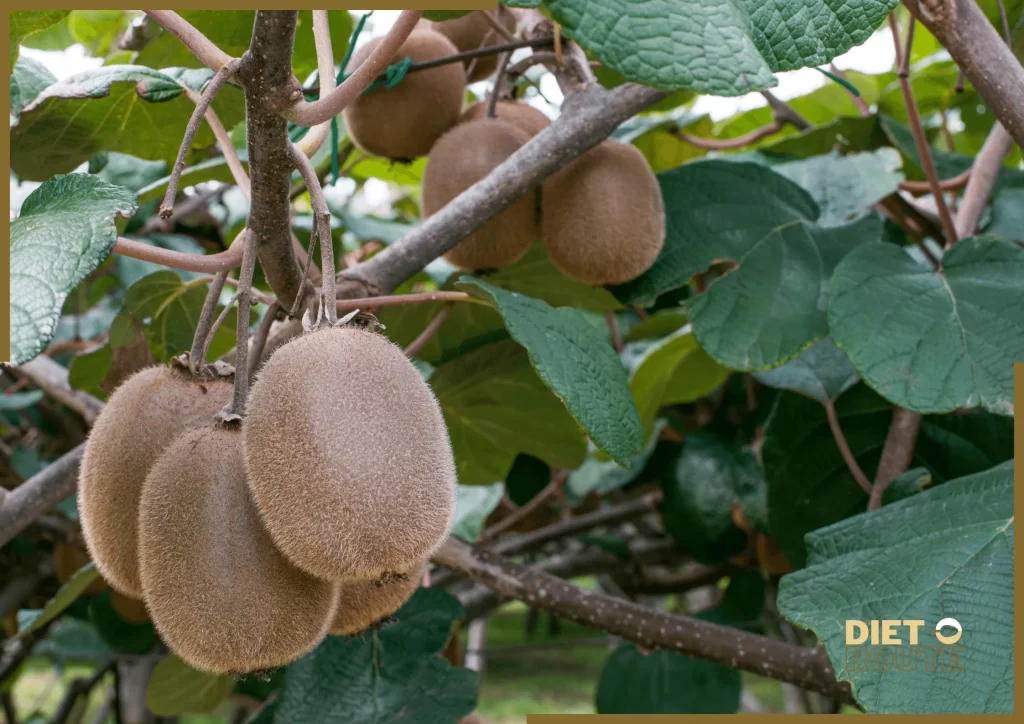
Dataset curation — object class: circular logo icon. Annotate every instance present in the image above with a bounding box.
[935,617,963,645]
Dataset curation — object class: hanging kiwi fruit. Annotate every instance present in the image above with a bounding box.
[342,30,466,161]
[138,425,340,674]
[541,140,666,286]
[422,117,539,270]
[242,326,457,583]
[430,8,518,82]
[78,366,233,598]
[460,100,551,137]
[329,559,428,636]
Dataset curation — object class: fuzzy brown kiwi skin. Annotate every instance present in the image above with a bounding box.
[422,118,538,271]
[242,326,457,582]
[431,9,518,82]
[78,366,232,599]
[138,426,340,675]
[342,30,465,161]
[460,101,551,137]
[329,560,427,636]
[541,140,666,286]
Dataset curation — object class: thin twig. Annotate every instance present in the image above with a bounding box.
[823,400,872,495]
[10,356,104,423]
[672,120,784,150]
[479,471,567,541]
[220,275,275,306]
[899,168,970,194]
[113,228,245,272]
[606,311,623,353]
[481,9,516,42]
[143,10,232,71]
[182,88,250,198]
[996,0,1013,45]
[160,58,242,218]
[505,51,559,78]
[221,230,257,420]
[288,144,336,324]
[891,15,958,247]
[283,10,422,127]
[189,270,229,375]
[955,123,1014,238]
[405,302,454,358]
[760,91,811,131]
[199,292,240,366]
[336,291,474,311]
[868,407,922,510]
[486,51,513,119]
[248,301,282,379]
[295,10,338,158]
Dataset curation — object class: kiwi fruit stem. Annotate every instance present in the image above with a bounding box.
[288,144,336,327]
[221,230,258,422]
[189,270,229,376]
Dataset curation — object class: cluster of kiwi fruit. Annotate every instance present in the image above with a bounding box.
[342,9,665,286]
[78,324,457,675]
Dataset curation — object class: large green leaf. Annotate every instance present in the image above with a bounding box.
[565,420,665,504]
[10,10,69,68]
[628,325,729,437]
[452,483,505,542]
[89,589,157,655]
[10,175,137,365]
[544,0,897,96]
[614,160,882,371]
[136,11,353,86]
[459,278,644,464]
[763,385,1014,568]
[753,337,859,403]
[662,430,764,564]
[10,56,56,120]
[273,589,478,724]
[829,237,1024,415]
[430,340,587,485]
[777,462,1014,713]
[10,65,245,181]
[147,656,234,716]
[17,563,102,637]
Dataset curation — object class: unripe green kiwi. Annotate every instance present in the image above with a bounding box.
[243,326,457,582]
[342,30,465,161]
[431,9,518,82]
[329,559,427,636]
[541,140,665,286]
[422,118,538,270]
[460,101,551,137]
[78,366,232,598]
[138,426,340,674]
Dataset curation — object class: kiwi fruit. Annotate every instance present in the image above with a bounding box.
[78,366,232,598]
[111,590,150,623]
[541,140,665,286]
[139,426,340,674]
[53,543,106,596]
[431,9,518,82]
[243,326,457,582]
[329,559,427,636]
[342,30,465,161]
[422,118,538,270]
[460,101,551,137]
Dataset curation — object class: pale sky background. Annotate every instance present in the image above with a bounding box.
[14,10,900,217]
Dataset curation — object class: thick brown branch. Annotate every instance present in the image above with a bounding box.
[869,407,922,511]
[904,0,1024,149]
[955,123,1014,238]
[0,445,84,549]
[340,82,666,296]
[433,537,854,704]
[113,235,243,273]
[283,10,422,127]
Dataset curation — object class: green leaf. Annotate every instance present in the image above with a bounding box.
[771,149,904,226]
[545,0,897,96]
[504,454,551,506]
[89,589,156,655]
[147,655,234,716]
[431,340,586,485]
[758,115,888,159]
[452,483,505,542]
[777,462,1014,713]
[882,467,932,505]
[95,153,168,194]
[10,175,137,365]
[565,420,665,503]
[0,390,44,410]
[629,325,729,437]
[752,337,859,403]
[623,308,688,342]
[136,11,352,85]
[34,618,112,664]
[68,344,113,393]
[829,237,1024,415]
[662,430,763,564]
[10,11,69,67]
[124,271,212,361]
[274,589,478,724]
[378,294,506,367]
[17,563,101,637]
[458,278,644,464]
[10,65,245,181]
[10,56,56,120]
[596,641,740,714]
